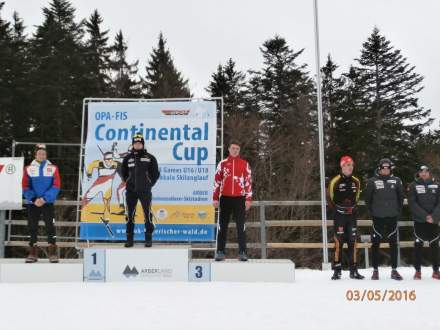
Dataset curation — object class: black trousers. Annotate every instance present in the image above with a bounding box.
[371,217,398,269]
[332,212,358,271]
[216,196,246,253]
[27,204,56,246]
[125,190,154,241]
[414,222,439,272]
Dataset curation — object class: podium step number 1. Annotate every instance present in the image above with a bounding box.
[83,248,106,282]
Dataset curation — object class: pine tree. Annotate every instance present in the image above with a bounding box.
[84,9,111,97]
[333,66,371,176]
[109,30,141,98]
[9,11,32,137]
[415,125,440,181]
[352,27,432,178]
[0,5,32,154]
[321,55,345,172]
[245,35,318,200]
[206,58,247,117]
[321,56,372,176]
[143,33,190,98]
[0,2,13,154]
[29,0,88,142]
[249,35,315,132]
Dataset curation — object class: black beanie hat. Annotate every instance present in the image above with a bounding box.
[34,143,47,153]
[417,165,430,173]
[378,158,394,170]
[132,133,145,146]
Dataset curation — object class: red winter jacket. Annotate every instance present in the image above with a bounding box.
[213,156,252,201]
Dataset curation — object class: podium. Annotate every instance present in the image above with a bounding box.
[0,259,83,283]
[211,259,295,282]
[83,246,295,283]
[0,246,295,283]
[188,259,295,283]
[84,245,190,282]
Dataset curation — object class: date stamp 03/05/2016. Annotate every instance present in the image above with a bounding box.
[345,289,417,302]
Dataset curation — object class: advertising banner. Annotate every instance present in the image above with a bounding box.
[80,101,217,241]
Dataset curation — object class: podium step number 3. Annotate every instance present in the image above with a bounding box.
[188,260,211,282]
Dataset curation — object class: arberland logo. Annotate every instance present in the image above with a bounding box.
[140,268,173,277]
[123,265,139,278]
[88,270,103,280]
[161,109,190,116]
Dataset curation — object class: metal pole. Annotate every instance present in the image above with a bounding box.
[7,140,17,245]
[260,204,267,259]
[214,97,224,255]
[364,247,369,269]
[75,99,87,249]
[83,97,223,102]
[0,210,5,258]
[313,0,330,270]
[397,222,401,267]
[220,97,224,158]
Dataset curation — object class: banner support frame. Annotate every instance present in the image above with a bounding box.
[75,97,223,250]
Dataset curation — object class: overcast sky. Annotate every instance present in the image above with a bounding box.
[5,0,440,125]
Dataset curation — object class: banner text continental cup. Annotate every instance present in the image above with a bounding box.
[94,111,210,165]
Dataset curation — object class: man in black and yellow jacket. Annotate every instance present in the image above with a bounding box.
[328,156,364,280]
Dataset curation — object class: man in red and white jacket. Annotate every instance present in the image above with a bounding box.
[213,141,252,261]
[22,144,61,263]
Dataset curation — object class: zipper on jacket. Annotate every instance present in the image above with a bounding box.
[232,159,235,195]
[134,155,138,190]
[39,160,45,177]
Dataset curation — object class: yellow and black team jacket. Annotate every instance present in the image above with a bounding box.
[327,174,361,215]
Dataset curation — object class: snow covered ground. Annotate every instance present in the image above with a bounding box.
[0,266,439,330]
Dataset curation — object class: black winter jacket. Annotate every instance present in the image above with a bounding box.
[121,149,160,192]
[408,177,440,224]
[364,172,404,218]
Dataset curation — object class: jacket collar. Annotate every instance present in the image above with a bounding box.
[340,172,352,179]
[227,155,240,161]
[133,149,146,156]
[415,176,434,185]
[31,159,51,167]
[374,169,392,180]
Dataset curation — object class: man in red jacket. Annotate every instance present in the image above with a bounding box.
[22,144,61,263]
[213,141,252,261]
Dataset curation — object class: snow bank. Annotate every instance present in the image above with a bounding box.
[0,267,438,330]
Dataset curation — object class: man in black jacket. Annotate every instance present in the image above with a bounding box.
[408,165,440,280]
[328,155,364,280]
[121,134,160,247]
[364,158,404,280]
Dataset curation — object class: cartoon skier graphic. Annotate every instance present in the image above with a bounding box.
[113,144,132,215]
[82,143,121,226]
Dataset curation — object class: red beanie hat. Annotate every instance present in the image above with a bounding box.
[340,155,354,168]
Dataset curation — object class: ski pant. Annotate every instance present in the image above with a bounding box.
[371,217,398,269]
[414,222,439,272]
[332,212,358,271]
[27,203,56,247]
[125,189,154,241]
[216,196,247,254]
